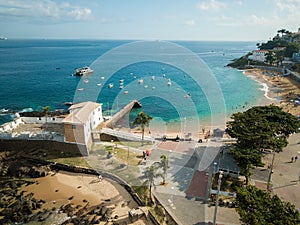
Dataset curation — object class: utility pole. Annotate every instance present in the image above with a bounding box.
[213,171,223,225]
[267,151,275,191]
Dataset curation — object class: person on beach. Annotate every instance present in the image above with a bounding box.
[98,174,103,181]
[295,156,298,162]
[291,157,294,163]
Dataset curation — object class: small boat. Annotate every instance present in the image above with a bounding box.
[97,83,102,86]
[77,88,84,91]
[144,85,148,88]
[152,86,156,90]
[124,90,129,94]
[100,76,105,80]
[0,108,8,113]
[108,83,114,88]
[151,76,155,80]
[167,79,172,86]
[119,79,124,83]
[63,102,73,106]
[119,85,124,89]
[74,67,94,76]
[138,79,143,84]
[83,79,89,83]
[163,74,166,77]
[0,37,7,40]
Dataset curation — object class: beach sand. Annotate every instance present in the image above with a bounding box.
[20,171,149,224]
[243,68,300,117]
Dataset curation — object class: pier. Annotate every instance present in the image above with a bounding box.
[105,100,142,129]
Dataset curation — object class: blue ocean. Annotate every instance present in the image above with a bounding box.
[0,39,262,126]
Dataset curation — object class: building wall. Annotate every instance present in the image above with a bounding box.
[22,116,65,124]
[64,124,85,144]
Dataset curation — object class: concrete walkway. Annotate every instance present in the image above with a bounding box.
[263,133,300,209]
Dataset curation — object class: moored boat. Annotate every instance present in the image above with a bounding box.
[74,67,94,76]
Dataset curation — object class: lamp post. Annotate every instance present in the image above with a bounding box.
[213,171,223,225]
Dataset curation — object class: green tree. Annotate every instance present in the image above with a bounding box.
[158,155,169,184]
[144,164,159,203]
[265,51,275,65]
[42,106,50,125]
[236,185,300,225]
[226,105,300,184]
[133,111,153,146]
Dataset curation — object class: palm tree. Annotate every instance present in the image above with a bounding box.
[133,111,153,146]
[144,164,159,204]
[159,155,169,185]
[42,106,50,128]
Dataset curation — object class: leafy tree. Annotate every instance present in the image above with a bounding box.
[226,105,300,184]
[133,111,153,146]
[265,51,275,65]
[236,185,300,225]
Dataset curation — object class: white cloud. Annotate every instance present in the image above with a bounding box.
[0,0,92,22]
[196,0,226,12]
[184,19,196,26]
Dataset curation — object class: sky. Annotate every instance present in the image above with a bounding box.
[0,0,299,41]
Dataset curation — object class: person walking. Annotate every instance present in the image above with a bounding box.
[295,156,298,162]
[291,157,294,163]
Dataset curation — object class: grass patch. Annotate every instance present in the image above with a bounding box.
[104,145,141,166]
[48,157,91,168]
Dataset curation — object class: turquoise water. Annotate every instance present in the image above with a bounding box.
[0,40,262,125]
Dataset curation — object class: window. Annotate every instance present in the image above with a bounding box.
[72,125,76,129]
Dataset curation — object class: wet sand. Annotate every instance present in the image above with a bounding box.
[243,68,300,117]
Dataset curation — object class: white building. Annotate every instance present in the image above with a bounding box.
[249,50,269,62]
[63,101,103,154]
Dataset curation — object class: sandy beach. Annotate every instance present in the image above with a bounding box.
[243,68,300,117]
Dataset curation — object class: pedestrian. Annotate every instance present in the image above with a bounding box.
[98,174,103,181]
[291,157,294,163]
[295,156,298,162]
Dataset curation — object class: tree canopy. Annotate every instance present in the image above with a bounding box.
[236,185,300,225]
[226,105,300,183]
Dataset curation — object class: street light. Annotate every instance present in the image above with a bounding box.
[213,170,223,225]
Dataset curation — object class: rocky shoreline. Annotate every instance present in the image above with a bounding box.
[0,147,152,225]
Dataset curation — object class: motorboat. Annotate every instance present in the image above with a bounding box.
[124,90,129,94]
[74,67,94,76]
[138,79,143,84]
[108,83,114,88]
[151,76,155,80]
[97,83,102,86]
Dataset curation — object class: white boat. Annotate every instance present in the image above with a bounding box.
[119,79,124,83]
[83,79,89,83]
[97,83,102,86]
[100,76,105,80]
[119,85,124,89]
[77,88,84,91]
[108,83,114,88]
[151,76,155,80]
[144,85,148,88]
[138,79,143,84]
[167,79,172,86]
[0,108,8,113]
[124,90,129,94]
[74,67,93,76]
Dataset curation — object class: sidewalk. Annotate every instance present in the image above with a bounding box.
[265,133,300,209]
